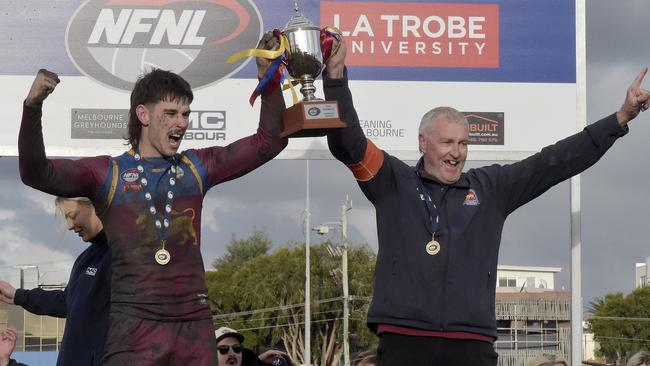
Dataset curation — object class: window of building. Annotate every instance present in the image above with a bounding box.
[498,277,517,287]
[19,310,65,352]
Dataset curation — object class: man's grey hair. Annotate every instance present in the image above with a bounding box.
[627,350,650,366]
[418,107,468,153]
[418,106,468,135]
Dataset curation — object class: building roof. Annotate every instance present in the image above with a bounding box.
[498,265,562,273]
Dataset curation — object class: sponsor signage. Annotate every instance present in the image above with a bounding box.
[322,2,499,68]
[1,0,579,160]
[71,109,226,141]
[465,112,504,145]
[65,0,263,91]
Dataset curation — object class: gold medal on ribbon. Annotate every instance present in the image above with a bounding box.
[155,248,171,265]
[425,235,441,256]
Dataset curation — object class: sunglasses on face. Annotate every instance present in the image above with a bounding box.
[217,344,243,355]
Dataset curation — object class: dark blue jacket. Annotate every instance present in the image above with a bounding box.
[324,71,627,338]
[14,231,111,365]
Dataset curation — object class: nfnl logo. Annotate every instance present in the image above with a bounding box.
[65,0,263,91]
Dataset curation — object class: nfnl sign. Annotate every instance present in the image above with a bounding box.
[65,0,263,91]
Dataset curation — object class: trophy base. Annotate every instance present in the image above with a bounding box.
[281,100,346,138]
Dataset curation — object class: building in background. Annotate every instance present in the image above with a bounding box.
[0,284,65,365]
[494,265,571,365]
[635,257,649,288]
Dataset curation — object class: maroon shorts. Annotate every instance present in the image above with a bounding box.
[102,311,217,366]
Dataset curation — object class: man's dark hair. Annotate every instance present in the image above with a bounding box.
[126,69,193,149]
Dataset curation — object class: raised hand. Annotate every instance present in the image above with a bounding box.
[0,280,16,305]
[617,67,650,125]
[325,27,346,79]
[256,31,280,79]
[0,281,16,305]
[0,327,17,366]
[25,69,60,107]
[257,349,290,364]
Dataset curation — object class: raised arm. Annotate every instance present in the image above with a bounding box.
[195,32,288,186]
[323,34,384,182]
[497,68,649,214]
[0,279,66,318]
[18,69,107,198]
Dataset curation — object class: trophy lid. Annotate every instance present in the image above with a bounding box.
[284,5,319,31]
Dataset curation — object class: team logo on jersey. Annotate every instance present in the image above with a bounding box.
[121,168,143,192]
[463,189,480,206]
[85,267,98,276]
[66,0,263,91]
[121,168,139,183]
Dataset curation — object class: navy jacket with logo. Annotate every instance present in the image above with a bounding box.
[14,231,111,365]
[324,70,627,338]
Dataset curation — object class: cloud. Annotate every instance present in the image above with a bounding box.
[0,224,76,289]
[0,209,15,222]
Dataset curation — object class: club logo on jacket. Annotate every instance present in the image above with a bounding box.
[463,189,480,206]
[85,267,98,276]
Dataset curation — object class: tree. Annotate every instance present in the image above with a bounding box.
[212,227,272,269]
[587,286,650,365]
[206,230,378,365]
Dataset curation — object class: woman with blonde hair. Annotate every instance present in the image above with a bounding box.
[0,197,110,365]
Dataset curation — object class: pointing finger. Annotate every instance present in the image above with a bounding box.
[631,67,648,89]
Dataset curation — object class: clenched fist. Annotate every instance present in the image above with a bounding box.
[25,69,60,107]
[256,31,280,79]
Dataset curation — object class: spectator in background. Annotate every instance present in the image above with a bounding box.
[215,327,291,366]
[0,327,27,366]
[0,197,109,365]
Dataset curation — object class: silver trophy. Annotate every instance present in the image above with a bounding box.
[279,2,345,138]
[283,6,323,101]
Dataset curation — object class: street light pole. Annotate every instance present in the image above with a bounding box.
[313,196,352,365]
[341,196,351,366]
[304,160,311,365]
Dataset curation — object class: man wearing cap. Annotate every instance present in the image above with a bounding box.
[215,327,290,366]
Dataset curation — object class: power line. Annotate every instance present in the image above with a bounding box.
[234,317,344,332]
[588,316,650,322]
[214,309,344,326]
[593,336,650,344]
[213,296,346,320]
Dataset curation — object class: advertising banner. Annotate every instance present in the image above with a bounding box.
[0,0,578,160]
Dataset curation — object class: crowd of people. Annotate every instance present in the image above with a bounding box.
[1,21,648,366]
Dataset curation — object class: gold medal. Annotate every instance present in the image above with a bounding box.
[425,235,441,256]
[155,248,171,265]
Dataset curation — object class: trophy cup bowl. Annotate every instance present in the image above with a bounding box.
[283,23,323,101]
[280,10,345,138]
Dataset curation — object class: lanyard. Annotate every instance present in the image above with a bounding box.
[133,150,180,265]
[415,160,449,235]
